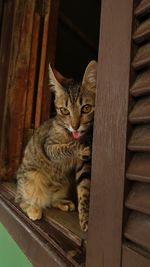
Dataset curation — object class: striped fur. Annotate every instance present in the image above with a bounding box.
[16,60,97,231]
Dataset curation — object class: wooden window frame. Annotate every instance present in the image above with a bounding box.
[86,1,133,266]
[0,0,134,267]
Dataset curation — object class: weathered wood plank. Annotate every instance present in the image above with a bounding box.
[0,0,35,180]
[122,243,150,267]
[126,182,150,215]
[0,0,15,141]
[86,1,133,267]
[44,209,87,247]
[126,153,150,183]
[0,196,73,267]
[128,125,150,152]
[1,182,86,247]
[25,12,41,130]
[132,43,150,70]
[129,97,150,124]
[135,0,150,17]
[130,70,150,97]
[35,0,60,126]
[0,182,85,266]
[133,18,150,43]
[124,211,150,252]
[35,0,51,129]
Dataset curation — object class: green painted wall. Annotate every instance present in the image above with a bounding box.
[0,223,33,267]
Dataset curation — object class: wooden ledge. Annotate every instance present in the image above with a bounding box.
[0,182,86,267]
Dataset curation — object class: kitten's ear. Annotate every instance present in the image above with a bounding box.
[82,60,97,90]
[48,64,64,95]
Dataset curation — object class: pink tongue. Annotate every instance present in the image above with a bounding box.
[72,131,81,139]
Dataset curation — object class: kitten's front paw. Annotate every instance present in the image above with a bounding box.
[52,199,75,212]
[78,145,91,161]
[26,206,42,221]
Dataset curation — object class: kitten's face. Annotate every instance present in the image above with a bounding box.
[49,61,97,139]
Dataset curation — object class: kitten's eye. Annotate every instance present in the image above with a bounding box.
[81,104,92,114]
[60,107,70,115]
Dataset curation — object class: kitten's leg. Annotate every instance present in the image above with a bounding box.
[51,184,75,211]
[19,201,42,221]
[76,159,91,232]
[16,171,51,220]
[52,199,75,212]
[45,141,77,161]
[19,201,41,221]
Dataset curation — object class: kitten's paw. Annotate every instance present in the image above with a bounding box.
[52,200,75,212]
[26,206,42,221]
[78,145,91,161]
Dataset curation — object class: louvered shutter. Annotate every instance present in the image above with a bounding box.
[122,1,150,266]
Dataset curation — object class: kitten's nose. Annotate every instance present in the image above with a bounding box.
[72,125,79,131]
[71,122,80,131]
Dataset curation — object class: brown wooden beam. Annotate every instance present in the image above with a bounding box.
[86,0,133,266]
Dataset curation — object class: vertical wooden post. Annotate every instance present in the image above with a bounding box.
[24,12,41,130]
[40,0,60,124]
[34,0,52,129]
[0,0,35,179]
[35,0,60,128]
[0,0,15,139]
[86,1,133,266]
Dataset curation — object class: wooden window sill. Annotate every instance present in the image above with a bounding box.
[0,182,86,267]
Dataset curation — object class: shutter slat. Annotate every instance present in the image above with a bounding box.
[127,153,150,183]
[130,70,150,97]
[124,211,150,252]
[132,43,150,70]
[135,0,150,17]
[129,97,150,124]
[133,19,150,43]
[122,243,150,267]
[128,125,150,151]
[126,182,150,215]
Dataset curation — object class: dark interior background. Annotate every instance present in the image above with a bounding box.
[55,0,101,81]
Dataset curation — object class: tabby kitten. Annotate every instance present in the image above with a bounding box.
[16,60,97,231]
